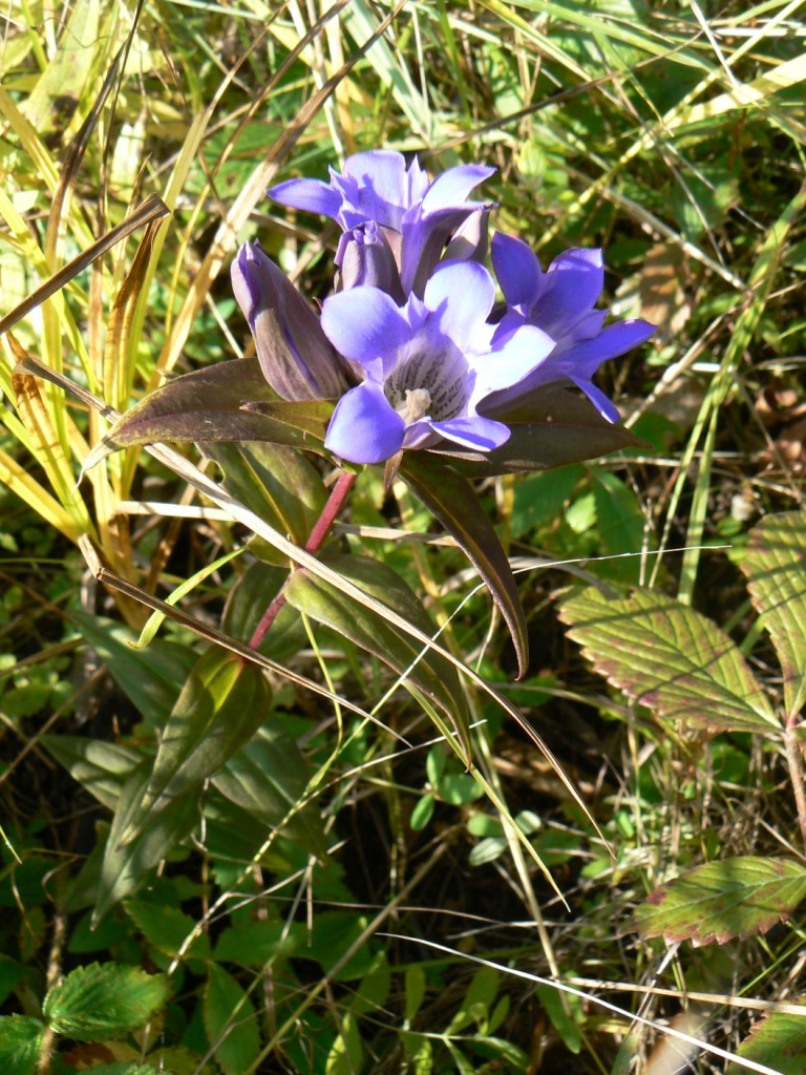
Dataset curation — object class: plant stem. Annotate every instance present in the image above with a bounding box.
[248,469,357,650]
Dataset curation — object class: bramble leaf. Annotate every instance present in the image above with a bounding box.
[727,1006,806,1075]
[635,857,806,945]
[741,510,806,720]
[42,962,169,1041]
[0,1015,45,1075]
[559,587,779,734]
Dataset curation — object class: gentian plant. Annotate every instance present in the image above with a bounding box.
[91,149,654,687]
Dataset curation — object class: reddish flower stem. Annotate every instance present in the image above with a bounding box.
[248,469,357,651]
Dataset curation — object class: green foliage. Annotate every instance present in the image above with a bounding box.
[0,1,804,1072]
[42,962,169,1042]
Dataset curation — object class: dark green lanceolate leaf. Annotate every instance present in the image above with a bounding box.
[727,1007,806,1075]
[559,587,778,734]
[204,964,261,1075]
[204,440,326,549]
[121,649,273,846]
[741,510,806,720]
[438,384,643,475]
[41,735,140,811]
[0,1015,44,1075]
[635,857,806,946]
[285,553,471,760]
[400,452,528,678]
[70,611,198,726]
[85,358,331,468]
[94,762,199,923]
[222,561,307,659]
[42,962,169,1041]
[212,725,328,858]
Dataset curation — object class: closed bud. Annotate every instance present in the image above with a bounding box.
[335,222,404,301]
[232,241,350,400]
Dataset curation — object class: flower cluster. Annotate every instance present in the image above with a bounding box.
[232,151,654,466]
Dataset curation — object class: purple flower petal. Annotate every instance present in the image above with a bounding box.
[491,233,542,311]
[268,177,342,220]
[431,415,511,452]
[423,261,495,350]
[555,319,657,378]
[324,382,405,464]
[470,325,556,401]
[536,249,604,331]
[421,164,495,215]
[321,287,411,374]
[569,376,622,423]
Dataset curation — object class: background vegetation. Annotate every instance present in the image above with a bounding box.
[1,0,805,1072]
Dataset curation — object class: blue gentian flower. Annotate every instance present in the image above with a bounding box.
[487,233,656,422]
[320,260,554,465]
[269,150,495,297]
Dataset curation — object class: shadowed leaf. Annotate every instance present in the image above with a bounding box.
[204,964,261,1075]
[93,763,199,924]
[120,649,273,847]
[635,857,806,946]
[285,553,471,761]
[84,358,332,469]
[559,587,778,734]
[741,510,806,720]
[400,452,528,678]
[212,725,328,858]
[437,385,643,475]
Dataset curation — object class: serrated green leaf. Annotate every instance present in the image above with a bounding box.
[69,612,197,725]
[727,1007,806,1075]
[42,962,169,1042]
[214,919,306,967]
[0,1015,44,1074]
[93,763,198,924]
[121,649,273,845]
[124,900,210,961]
[204,964,260,1075]
[400,451,528,677]
[41,735,140,811]
[284,553,471,759]
[87,358,331,467]
[205,439,325,551]
[741,510,806,719]
[211,724,327,858]
[635,857,806,946]
[559,587,779,734]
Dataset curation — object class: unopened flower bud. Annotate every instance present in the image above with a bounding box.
[232,241,349,400]
[335,222,404,301]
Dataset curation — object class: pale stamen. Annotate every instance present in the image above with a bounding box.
[398,388,432,423]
